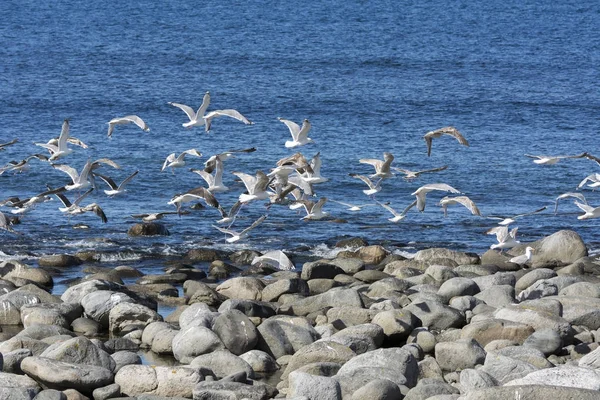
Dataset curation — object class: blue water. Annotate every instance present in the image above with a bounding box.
[1,0,599,267]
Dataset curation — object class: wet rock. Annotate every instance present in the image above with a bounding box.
[335,237,369,248]
[127,223,170,237]
[0,262,53,289]
[229,249,261,265]
[185,248,228,262]
[38,255,82,268]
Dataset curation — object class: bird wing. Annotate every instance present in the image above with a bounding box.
[377,201,399,217]
[349,173,376,189]
[440,196,481,216]
[118,170,139,190]
[92,158,121,170]
[73,188,95,206]
[424,136,433,157]
[255,171,271,192]
[122,115,149,131]
[524,154,542,160]
[212,225,238,237]
[85,203,108,223]
[512,206,547,218]
[312,197,328,213]
[359,158,383,169]
[52,164,80,183]
[232,171,257,193]
[190,168,214,186]
[440,127,469,145]
[94,173,118,190]
[310,152,322,175]
[582,152,600,166]
[486,226,509,243]
[555,192,587,214]
[204,109,252,132]
[575,201,594,213]
[240,215,267,236]
[401,199,418,215]
[0,138,18,149]
[67,137,88,149]
[296,119,312,142]
[278,118,301,141]
[197,91,211,119]
[252,250,295,271]
[162,153,176,171]
[57,119,70,150]
[418,183,461,194]
[169,102,197,121]
[415,165,449,175]
[186,187,221,209]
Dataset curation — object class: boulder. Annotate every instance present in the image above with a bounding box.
[115,364,203,398]
[108,302,162,335]
[510,230,587,269]
[127,223,170,236]
[288,371,341,400]
[189,350,254,379]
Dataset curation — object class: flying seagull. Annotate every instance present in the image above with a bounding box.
[438,195,481,217]
[168,186,223,214]
[377,200,417,222]
[411,183,461,212]
[349,173,382,196]
[278,117,313,148]
[169,91,253,132]
[359,152,395,179]
[95,170,139,196]
[524,154,583,165]
[0,139,18,151]
[191,158,229,193]
[53,188,108,223]
[554,192,587,214]
[486,206,547,226]
[35,119,73,161]
[392,165,448,181]
[575,201,600,220]
[329,199,378,212]
[233,170,272,203]
[423,126,469,157]
[296,197,330,220]
[0,211,19,234]
[203,147,256,173]
[213,215,267,243]
[161,149,202,173]
[107,115,150,138]
[131,211,189,222]
[53,158,120,191]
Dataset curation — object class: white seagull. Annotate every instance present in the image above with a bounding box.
[216,200,243,225]
[5,187,65,215]
[486,226,520,251]
[233,170,272,203]
[213,215,267,243]
[575,201,600,220]
[161,149,202,173]
[251,250,295,271]
[131,211,188,222]
[438,195,481,217]
[411,183,461,212]
[95,170,139,196]
[377,200,417,222]
[486,206,547,226]
[554,192,587,214]
[53,188,108,223]
[53,158,120,191]
[359,152,395,179]
[35,119,73,161]
[330,199,378,212]
[296,197,329,220]
[191,158,229,193]
[349,173,382,196]
[577,173,600,190]
[0,154,48,175]
[278,117,313,148]
[168,187,223,214]
[423,126,469,157]
[301,152,328,184]
[203,147,256,173]
[169,91,253,132]
[107,115,150,138]
[524,154,582,165]
[392,165,448,181]
[509,246,535,266]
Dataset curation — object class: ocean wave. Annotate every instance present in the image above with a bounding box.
[0,251,35,262]
[98,251,144,263]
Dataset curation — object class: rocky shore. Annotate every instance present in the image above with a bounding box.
[1,229,600,399]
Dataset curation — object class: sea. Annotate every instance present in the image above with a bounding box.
[1,0,599,281]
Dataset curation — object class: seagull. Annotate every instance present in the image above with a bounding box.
[301,152,328,184]
[233,170,272,203]
[216,200,243,225]
[554,192,587,214]
[35,119,73,161]
[486,226,520,251]
[47,136,88,150]
[131,210,189,222]
[392,165,448,181]
[161,149,202,173]
[575,201,600,220]
[95,170,139,196]
[411,183,461,212]
[278,117,313,148]
[0,154,48,175]
[359,152,395,179]
[169,91,253,132]
[329,199,378,212]
[53,158,120,191]
[423,126,469,157]
[168,187,223,214]
[0,139,18,151]
[251,250,295,271]
[4,187,65,215]
[524,154,582,165]
[276,152,312,173]
[213,215,267,243]
[107,115,150,138]
[53,188,108,223]
[296,197,329,220]
[349,173,382,196]
[577,173,600,190]
[377,200,417,222]
[438,195,481,217]
[509,246,535,266]
[203,147,256,173]
[191,158,229,193]
[486,206,547,226]
[0,211,19,234]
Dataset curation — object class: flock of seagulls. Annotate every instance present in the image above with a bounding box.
[1,91,599,266]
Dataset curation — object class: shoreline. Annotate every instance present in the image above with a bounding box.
[0,228,600,398]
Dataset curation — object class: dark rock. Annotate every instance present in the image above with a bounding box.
[127,223,170,237]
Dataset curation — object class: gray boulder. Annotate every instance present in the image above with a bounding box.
[211,309,258,355]
[40,336,116,371]
[189,350,254,379]
[510,230,587,269]
[256,316,320,359]
[115,365,203,398]
[108,302,162,335]
[434,338,486,371]
[460,385,600,400]
[215,277,264,301]
[172,325,225,363]
[505,365,600,390]
[351,378,402,400]
[288,371,341,400]
[404,300,465,330]
[279,288,364,316]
